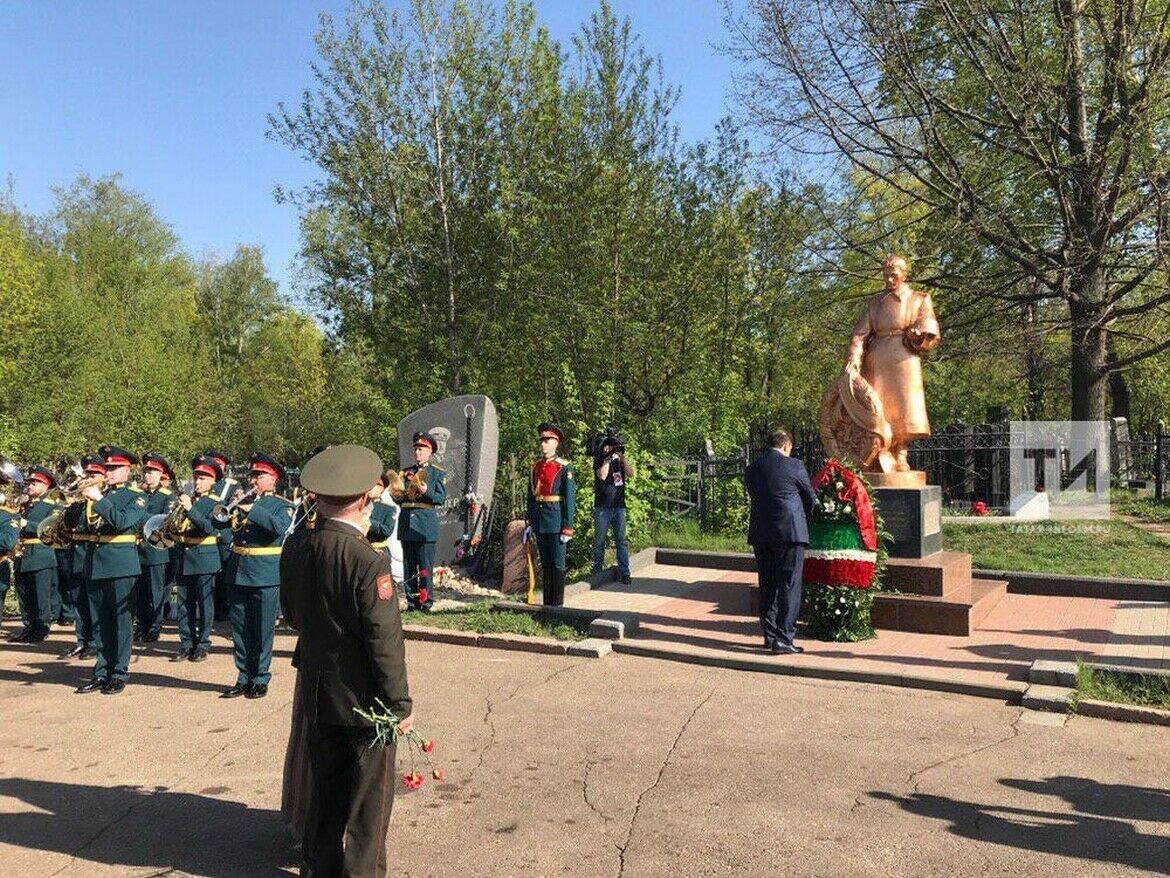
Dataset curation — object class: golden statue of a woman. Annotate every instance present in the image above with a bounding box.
[820,255,940,485]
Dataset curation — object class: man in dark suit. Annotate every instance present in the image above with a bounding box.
[280,444,413,878]
[743,428,817,655]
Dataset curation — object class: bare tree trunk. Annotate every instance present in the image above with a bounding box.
[1069,297,1108,422]
[427,46,461,394]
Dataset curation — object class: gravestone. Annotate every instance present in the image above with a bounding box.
[397,395,499,566]
[1111,417,1133,482]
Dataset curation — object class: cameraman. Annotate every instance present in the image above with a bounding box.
[592,430,634,585]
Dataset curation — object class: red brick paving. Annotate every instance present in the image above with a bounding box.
[574,564,1142,688]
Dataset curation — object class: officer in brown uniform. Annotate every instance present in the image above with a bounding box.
[280,444,413,877]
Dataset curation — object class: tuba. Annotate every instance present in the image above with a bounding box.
[142,501,188,549]
[384,469,407,503]
[37,512,72,549]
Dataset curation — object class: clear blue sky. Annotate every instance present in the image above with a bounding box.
[1,1,740,296]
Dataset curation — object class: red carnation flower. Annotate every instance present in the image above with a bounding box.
[422,738,435,754]
[418,587,429,604]
[419,568,429,578]
[432,767,446,781]
[972,501,988,516]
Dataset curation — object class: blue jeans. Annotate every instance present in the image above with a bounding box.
[592,506,630,577]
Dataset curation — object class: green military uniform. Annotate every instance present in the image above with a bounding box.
[279,444,411,877]
[59,498,97,657]
[366,499,397,559]
[0,504,19,618]
[174,481,225,657]
[13,470,62,640]
[225,458,293,695]
[134,457,175,642]
[81,447,150,691]
[396,434,447,610]
[206,450,241,620]
[527,423,577,607]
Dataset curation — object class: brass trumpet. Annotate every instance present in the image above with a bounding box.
[211,489,257,526]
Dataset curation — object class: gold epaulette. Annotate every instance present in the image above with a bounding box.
[159,487,173,495]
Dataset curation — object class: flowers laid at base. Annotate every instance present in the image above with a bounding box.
[353,698,446,790]
[801,460,888,642]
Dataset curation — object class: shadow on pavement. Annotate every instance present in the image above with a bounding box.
[870,776,1170,873]
[0,777,294,876]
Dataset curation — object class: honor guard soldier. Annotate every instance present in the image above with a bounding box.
[205,449,241,621]
[366,473,398,560]
[392,432,447,610]
[171,456,228,663]
[134,453,175,643]
[11,467,62,642]
[76,446,150,695]
[222,452,294,699]
[279,444,412,877]
[58,454,105,659]
[527,423,577,606]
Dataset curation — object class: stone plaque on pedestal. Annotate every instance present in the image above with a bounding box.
[873,485,942,558]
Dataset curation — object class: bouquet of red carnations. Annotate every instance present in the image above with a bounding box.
[353,698,446,790]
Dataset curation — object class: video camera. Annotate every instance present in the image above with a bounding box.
[586,426,625,459]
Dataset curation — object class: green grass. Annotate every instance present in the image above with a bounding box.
[645,515,1169,581]
[941,519,1169,580]
[1075,661,1170,711]
[401,601,587,641]
[649,519,748,553]
[1111,490,1170,525]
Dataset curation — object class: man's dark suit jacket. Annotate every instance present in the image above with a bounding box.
[744,449,817,546]
[280,518,412,726]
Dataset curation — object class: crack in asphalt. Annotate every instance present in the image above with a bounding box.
[50,696,292,876]
[616,689,714,878]
[581,749,611,824]
[907,709,1024,793]
[468,660,587,784]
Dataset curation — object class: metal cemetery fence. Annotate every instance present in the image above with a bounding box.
[651,423,1168,525]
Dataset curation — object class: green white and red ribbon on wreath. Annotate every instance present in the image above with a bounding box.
[803,460,878,590]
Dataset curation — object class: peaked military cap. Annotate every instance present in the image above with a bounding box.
[99,445,138,467]
[143,452,174,480]
[191,455,223,481]
[412,431,438,452]
[81,453,106,475]
[248,451,286,481]
[27,465,56,489]
[300,444,383,498]
[537,422,565,443]
[203,449,232,468]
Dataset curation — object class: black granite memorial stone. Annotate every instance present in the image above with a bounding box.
[397,395,499,566]
[873,485,942,558]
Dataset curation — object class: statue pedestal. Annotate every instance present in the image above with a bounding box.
[873,484,941,558]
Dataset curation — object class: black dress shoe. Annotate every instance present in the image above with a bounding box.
[772,643,804,655]
[79,646,99,659]
[189,647,209,662]
[170,648,192,662]
[8,629,32,643]
[76,677,109,694]
[245,683,268,699]
[141,631,160,643]
[221,683,250,699]
[59,644,86,660]
[763,639,776,651]
[621,575,632,585]
[101,679,126,695]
